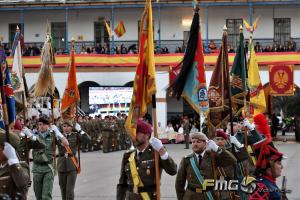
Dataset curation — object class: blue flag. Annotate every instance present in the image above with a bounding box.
[0,50,16,128]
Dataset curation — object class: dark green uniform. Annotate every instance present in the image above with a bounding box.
[31,130,57,200]
[175,149,237,200]
[57,131,81,200]
[183,121,190,149]
[102,120,114,153]
[117,145,177,200]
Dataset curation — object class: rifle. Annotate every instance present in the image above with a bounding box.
[281,176,291,200]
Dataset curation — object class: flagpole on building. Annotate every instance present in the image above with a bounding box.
[151,94,161,200]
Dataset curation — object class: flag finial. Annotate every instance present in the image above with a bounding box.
[239,25,243,32]
[223,25,227,31]
[16,25,20,32]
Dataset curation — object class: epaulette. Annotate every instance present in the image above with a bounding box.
[185,153,194,158]
[126,148,136,154]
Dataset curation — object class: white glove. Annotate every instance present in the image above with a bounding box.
[229,135,244,148]
[50,125,64,139]
[3,142,19,166]
[75,123,81,132]
[207,140,219,152]
[149,137,163,152]
[79,130,86,135]
[60,137,70,147]
[22,127,37,141]
[243,118,255,131]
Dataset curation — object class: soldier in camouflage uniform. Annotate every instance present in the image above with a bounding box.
[116,116,128,150]
[22,117,69,200]
[57,120,88,200]
[77,117,90,152]
[175,132,237,200]
[117,119,177,200]
[0,130,31,200]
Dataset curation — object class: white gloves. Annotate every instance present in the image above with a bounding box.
[149,137,163,151]
[75,123,85,135]
[207,140,219,152]
[3,142,19,166]
[229,135,244,148]
[50,125,64,139]
[21,127,37,141]
[75,123,81,132]
[149,137,168,160]
[243,118,255,131]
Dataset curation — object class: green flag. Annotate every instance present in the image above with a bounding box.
[230,30,248,116]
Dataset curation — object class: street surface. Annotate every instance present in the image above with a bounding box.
[27,141,300,200]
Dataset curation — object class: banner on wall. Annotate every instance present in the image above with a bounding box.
[269,65,294,96]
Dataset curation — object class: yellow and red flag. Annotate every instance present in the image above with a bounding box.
[269,65,294,96]
[104,20,112,39]
[61,46,80,120]
[248,43,266,116]
[125,0,156,141]
[114,20,126,38]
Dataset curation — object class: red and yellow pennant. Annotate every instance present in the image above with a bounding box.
[114,20,126,38]
[270,65,294,96]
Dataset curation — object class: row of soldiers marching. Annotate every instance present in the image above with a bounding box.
[117,1,289,200]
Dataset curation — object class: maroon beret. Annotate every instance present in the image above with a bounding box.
[136,119,152,135]
[216,129,228,140]
[14,121,22,131]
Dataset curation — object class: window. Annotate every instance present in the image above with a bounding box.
[9,23,24,48]
[51,22,66,51]
[226,19,243,50]
[94,19,110,46]
[274,18,291,45]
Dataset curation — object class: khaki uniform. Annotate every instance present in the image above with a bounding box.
[117,145,177,200]
[183,121,190,149]
[175,149,237,200]
[102,121,114,153]
[57,131,81,200]
[0,162,31,199]
[78,121,91,152]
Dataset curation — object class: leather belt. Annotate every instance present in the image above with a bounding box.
[128,185,156,193]
[187,185,203,193]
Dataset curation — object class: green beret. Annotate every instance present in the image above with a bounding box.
[0,128,20,149]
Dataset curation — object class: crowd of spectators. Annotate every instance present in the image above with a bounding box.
[1,38,298,57]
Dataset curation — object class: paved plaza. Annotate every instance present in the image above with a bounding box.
[27,141,300,200]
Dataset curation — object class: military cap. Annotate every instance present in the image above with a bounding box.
[216,129,228,140]
[0,128,20,149]
[190,132,208,141]
[136,119,152,135]
[13,120,22,131]
[39,117,50,125]
[63,120,73,127]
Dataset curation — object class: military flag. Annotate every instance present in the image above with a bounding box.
[125,0,156,141]
[230,27,248,116]
[168,8,209,114]
[208,28,230,129]
[114,20,126,38]
[0,50,16,128]
[34,25,56,97]
[248,43,266,116]
[104,20,112,39]
[61,43,80,120]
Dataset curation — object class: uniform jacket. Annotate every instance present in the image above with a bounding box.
[0,162,31,199]
[250,175,282,200]
[175,148,237,200]
[117,145,177,200]
[57,131,82,173]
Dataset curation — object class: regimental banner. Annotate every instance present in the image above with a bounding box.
[269,65,294,96]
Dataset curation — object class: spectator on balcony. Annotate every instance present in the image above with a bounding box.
[288,38,296,51]
[209,40,217,51]
[91,47,98,54]
[162,47,169,54]
[121,44,127,54]
[255,41,262,52]
[175,46,183,53]
[115,45,121,54]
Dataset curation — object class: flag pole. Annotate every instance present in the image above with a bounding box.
[151,94,161,200]
[0,60,10,143]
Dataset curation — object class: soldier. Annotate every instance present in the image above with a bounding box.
[102,116,113,153]
[183,116,190,149]
[0,130,31,199]
[57,120,87,200]
[175,132,237,200]
[22,117,69,200]
[250,140,285,200]
[117,119,177,199]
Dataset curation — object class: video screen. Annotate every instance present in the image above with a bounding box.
[89,87,133,116]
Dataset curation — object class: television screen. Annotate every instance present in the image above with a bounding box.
[89,87,133,116]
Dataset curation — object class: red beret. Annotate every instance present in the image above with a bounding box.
[216,129,228,140]
[14,121,22,131]
[136,119,152,135]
